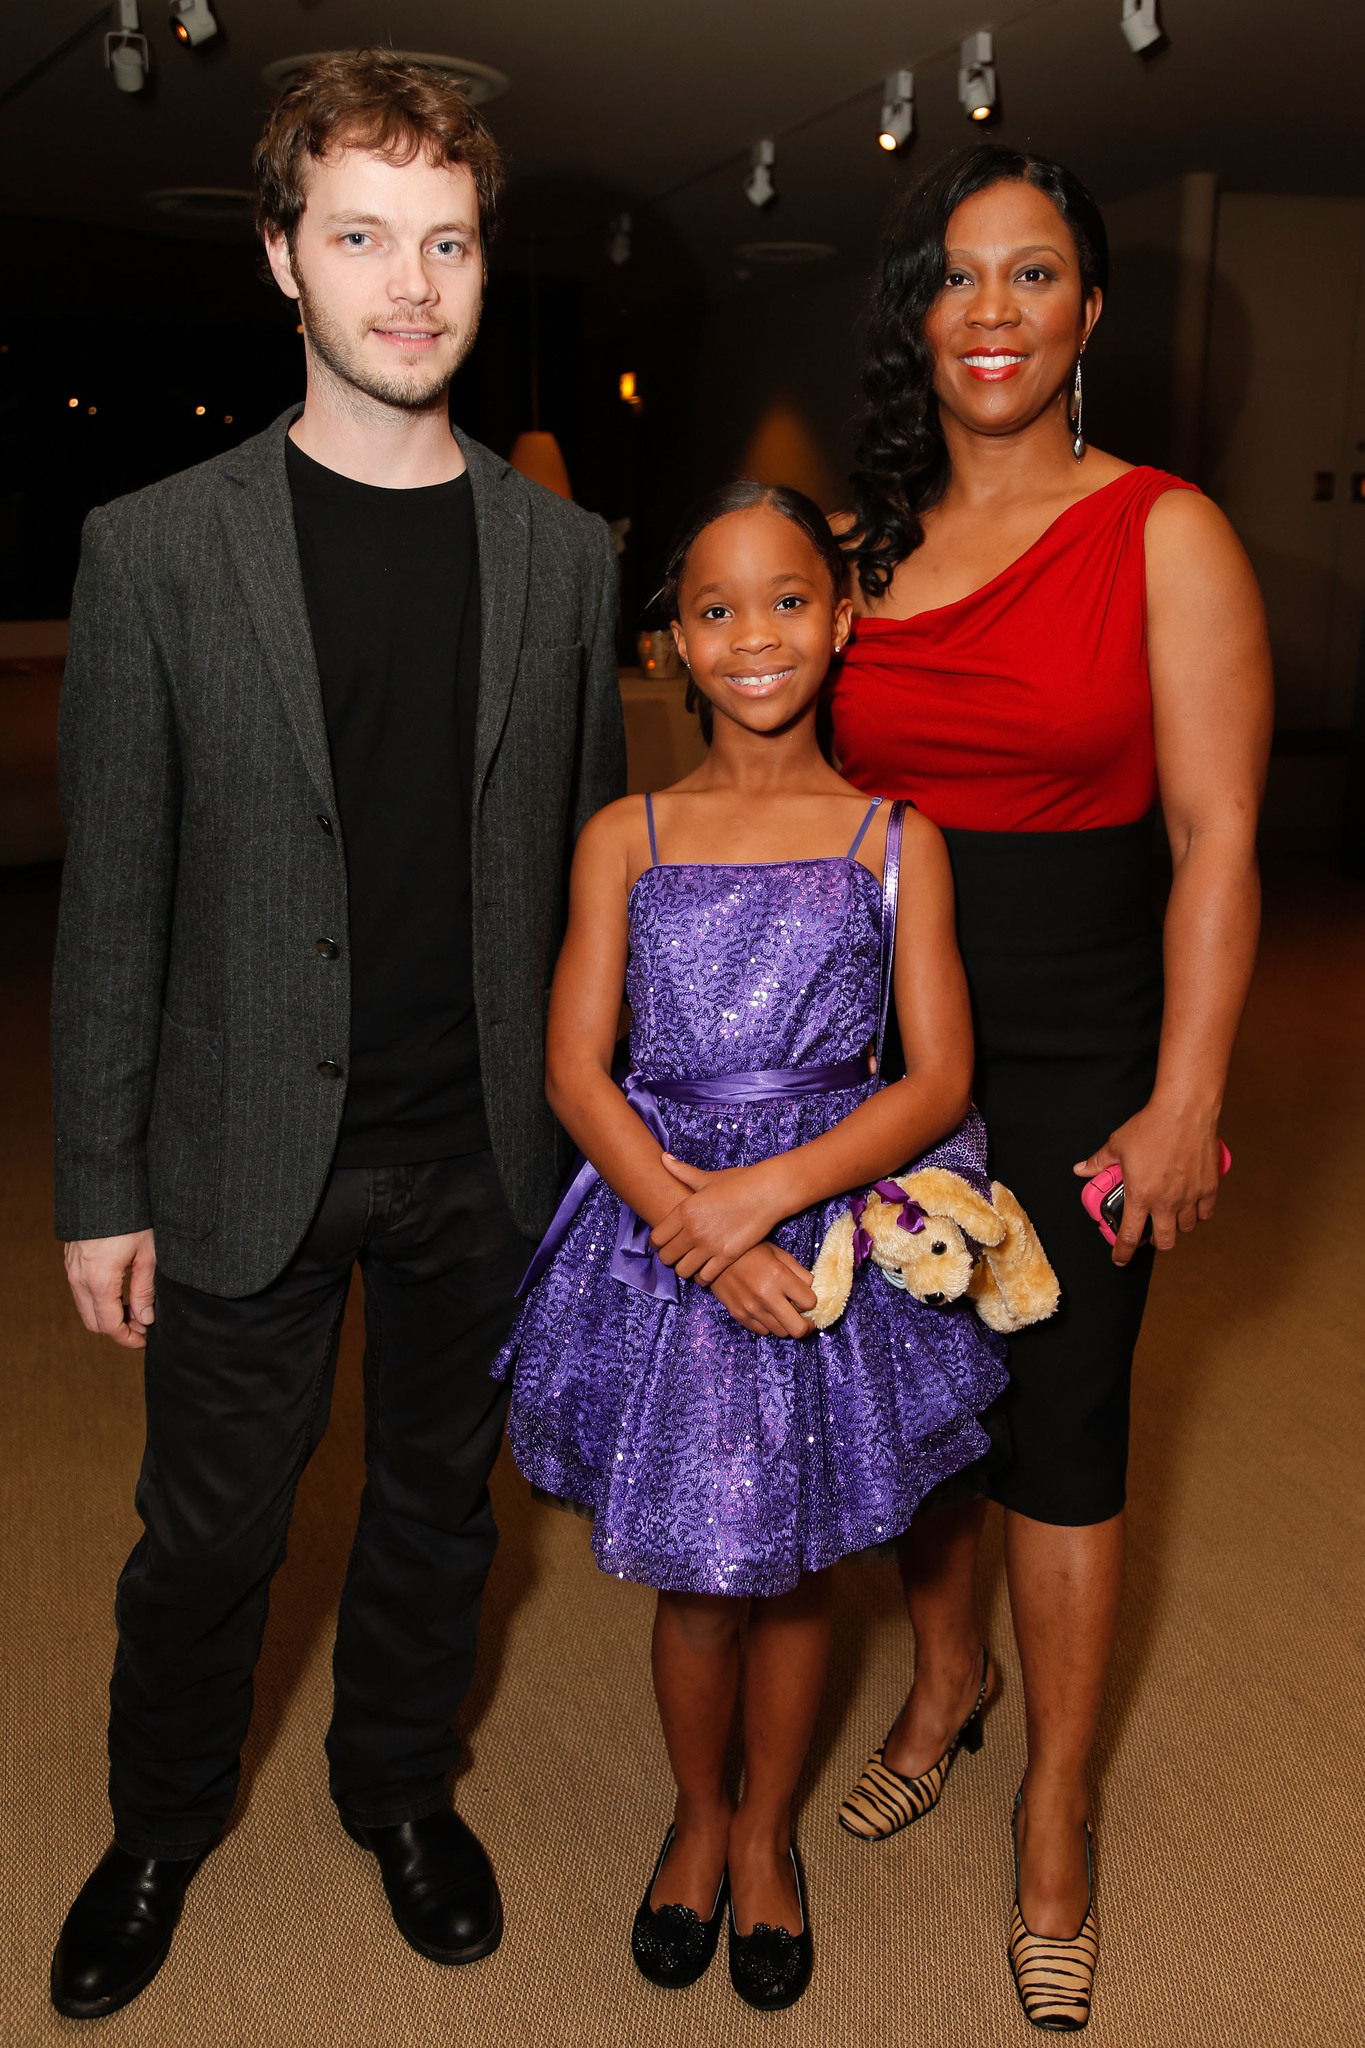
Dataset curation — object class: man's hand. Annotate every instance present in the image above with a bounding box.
[650,1155,793,1284]
[709,1244,817,1338]
[64,1230,157,1349]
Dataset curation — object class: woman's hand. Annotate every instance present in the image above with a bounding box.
[650,1155,793,1283]
[1074,1098,1223,1266]
[710,1244,818,1337]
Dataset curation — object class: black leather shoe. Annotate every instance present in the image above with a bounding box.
[50,1843,207,2019]
[343,1809,502,1964]
[727,1845,814,2012]
[631,1827,728,1989]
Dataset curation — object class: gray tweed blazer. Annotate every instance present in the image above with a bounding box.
[51,407,626,1295]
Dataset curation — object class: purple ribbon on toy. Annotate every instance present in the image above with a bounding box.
[518,1056,872,1304]
[848,1180,927,1271]
[874,1179,929,1234]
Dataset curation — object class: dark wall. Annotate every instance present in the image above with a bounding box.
[0,221,303,617]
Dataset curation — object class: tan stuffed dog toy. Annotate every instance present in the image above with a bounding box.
[806,1114,1059,1335]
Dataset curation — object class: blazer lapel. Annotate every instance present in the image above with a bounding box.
[457,430,531,801]
[216,409,337,810]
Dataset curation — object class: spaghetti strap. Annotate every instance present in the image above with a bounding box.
[644,792,660,868]
[874,801,906,1073]
[845,796,883,861]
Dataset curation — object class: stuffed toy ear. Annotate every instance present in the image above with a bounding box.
[895,1167,1007,1248]
[807,1209,856,1329]
[968,1180,1060,1332]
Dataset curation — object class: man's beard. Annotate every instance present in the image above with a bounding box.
[294,268,479,413]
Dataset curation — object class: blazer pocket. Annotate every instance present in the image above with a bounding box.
[146,1011,222,1241]
[516,641,584,678]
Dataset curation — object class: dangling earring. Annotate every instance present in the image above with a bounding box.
[1069,353,1085,462]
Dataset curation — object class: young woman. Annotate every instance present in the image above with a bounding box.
[494,483,1012,2011]
[829,145,1272,2029]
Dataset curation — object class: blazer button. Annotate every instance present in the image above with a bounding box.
[316,813,334,835]
[317,1059,343,1079]
[315,937,339,958]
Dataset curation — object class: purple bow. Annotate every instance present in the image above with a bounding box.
[519,1055,874,1305]
[874,1179,928,1234]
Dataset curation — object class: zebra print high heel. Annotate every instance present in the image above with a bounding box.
[1007,1786,1098,2032]
[837,1646,993,1841]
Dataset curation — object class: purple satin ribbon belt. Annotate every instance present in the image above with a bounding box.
[517,1055,873,1304]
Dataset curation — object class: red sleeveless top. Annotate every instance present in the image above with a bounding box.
[830,467,1198,833]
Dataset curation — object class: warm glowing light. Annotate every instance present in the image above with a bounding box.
[88,406,97,415]
[971,103,991,120]
[508,431,573,499]
[878,131,898,151]
[173,19,189,40]
[296,323,304,335]
[195,405,206,415]
[224,414,233,424]
[619,371,637,402]
[68,397,78,408]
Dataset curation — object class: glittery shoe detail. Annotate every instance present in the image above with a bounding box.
[838,1646,992,1840]
[630,1829,726,1990]
[1008,1791,1098,2032]
[727,1848,813,2012]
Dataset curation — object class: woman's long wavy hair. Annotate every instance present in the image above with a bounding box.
[845,144,1109,600]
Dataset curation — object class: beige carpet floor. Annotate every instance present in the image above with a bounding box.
[3,858,1362,2048]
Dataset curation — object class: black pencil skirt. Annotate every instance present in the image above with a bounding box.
[941,816,1165,1527]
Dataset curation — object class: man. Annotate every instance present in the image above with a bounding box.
[49,49,624,2020]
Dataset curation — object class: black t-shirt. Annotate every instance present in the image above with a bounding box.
[286,437,488,1167]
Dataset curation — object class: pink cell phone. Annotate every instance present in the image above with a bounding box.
[1081,1142,1231,1246]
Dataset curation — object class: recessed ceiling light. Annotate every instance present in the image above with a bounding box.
[261,52,510,103]
[146,187,256,222]
[733,241,838,265]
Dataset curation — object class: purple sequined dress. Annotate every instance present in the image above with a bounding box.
[493,802,1009,1597]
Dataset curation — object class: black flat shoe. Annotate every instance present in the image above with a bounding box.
[630,1826,728,1989]
[343,1808,503,1964]
[50,1842,208,2019]
[727,1845,814,2012]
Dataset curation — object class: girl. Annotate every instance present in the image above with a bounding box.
[493,482,1010,2012]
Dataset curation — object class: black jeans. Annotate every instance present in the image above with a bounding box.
[108,1152,529,1858]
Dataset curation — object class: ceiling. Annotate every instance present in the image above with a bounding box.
[2,0,1362,298]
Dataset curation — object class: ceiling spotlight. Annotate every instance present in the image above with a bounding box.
[170,1,219,47]
[607,212,632,266]
[958,32,997,122]
[105,0,149,93]
[744,140,776,210]
[1120,0,1164,53]
[878,70,914,152]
